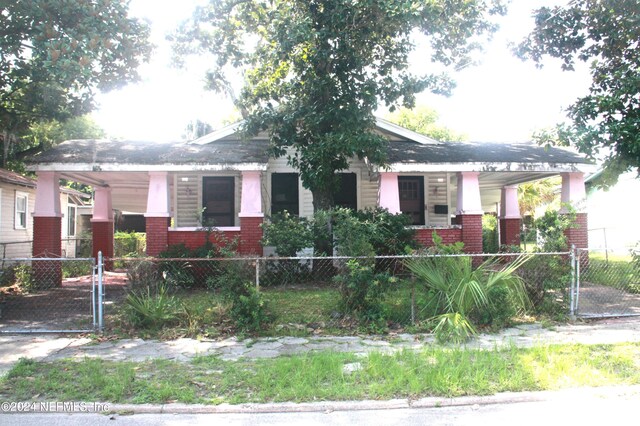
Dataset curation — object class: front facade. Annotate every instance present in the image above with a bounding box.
[26,119,595,277]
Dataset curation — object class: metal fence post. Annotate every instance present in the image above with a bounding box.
[569,244,576,318]
[98,251,104,331]
[255,257,260,291]
[91,257,97,329]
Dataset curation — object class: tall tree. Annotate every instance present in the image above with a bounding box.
[1,0,152,166]
[385,104,466,141]
[174,0,505,211]
[516,0,640,186]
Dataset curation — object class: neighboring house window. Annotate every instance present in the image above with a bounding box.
[333,173,357,210]
[271,173,299,216]
[398,176,425,225]
[67,204,77,237]
[202,177,235,226]
[15,192,28,229]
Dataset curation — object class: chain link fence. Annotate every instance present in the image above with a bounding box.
[573,248,640,318]
[109,252,574,334]
[0,257,100,333]
[4,247,637,334]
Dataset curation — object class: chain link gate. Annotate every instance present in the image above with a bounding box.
[572,247,640,318]
[0,256,103,333]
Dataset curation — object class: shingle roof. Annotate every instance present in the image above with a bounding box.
[28,138,271,166]
[0,168,36,187]
[387,140,590,165]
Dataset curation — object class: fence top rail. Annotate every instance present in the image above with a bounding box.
[4,257,96,262]
[104,251,570,262]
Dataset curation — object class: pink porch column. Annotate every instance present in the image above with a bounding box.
[238,171,263,255]
[378,172,401,214]
[32,171,62,287]
[91,186,114,270]
[145,171,170,256]
[499,185,521,247]
[456,172,483,254]
[561,172,588,250]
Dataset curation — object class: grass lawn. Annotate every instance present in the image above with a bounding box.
[2,342,639,404]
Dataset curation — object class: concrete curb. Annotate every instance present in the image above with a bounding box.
[8,385,634,415]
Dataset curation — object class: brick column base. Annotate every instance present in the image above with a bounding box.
[146,216,170,256]
[458,214,483,254]
[32,216,62,288]
[565,212,589,269]
[500,218,521,248]
[92,221,114,271]
[565,213,588,250]
[239,216,263,255]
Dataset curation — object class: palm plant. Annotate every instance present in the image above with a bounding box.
[405,254,531,343]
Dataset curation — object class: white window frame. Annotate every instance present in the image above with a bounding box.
[67,203,77,237]
[15,191,28,229]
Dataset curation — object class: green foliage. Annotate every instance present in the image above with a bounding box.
[534,207,577,252]
[482,214,499,253]
[406,241,530,343]
[124,284,179,330]
[61,261,92,279]
[516,0,640,185]
[214,260,270,333]
[13,264,35,293]
[352,208,417,256]
[385,104,467,141]
[1,1,151,167]
[114,232,146,258]
[175,0,505,210]
[334,259,396,323]
[261,211,313,257]
[518,255,571,313]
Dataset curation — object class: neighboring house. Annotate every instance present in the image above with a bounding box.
[26,118,595,271]
[586,171,640,250]
[0,168,90,259]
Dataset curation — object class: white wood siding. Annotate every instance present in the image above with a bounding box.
[425,172,450,226]
[0,183,34,258]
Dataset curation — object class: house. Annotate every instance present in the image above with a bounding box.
[25,118,595,275]
[586,171,640,250]
[0,168,90,259]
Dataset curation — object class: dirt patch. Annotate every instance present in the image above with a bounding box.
[577,282,640,317]
[0,272,127,332]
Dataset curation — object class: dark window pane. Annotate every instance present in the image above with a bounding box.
[334,173,357,210]
[202,177,234,226]
[272,173,299,215]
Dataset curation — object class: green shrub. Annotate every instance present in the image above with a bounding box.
[214,259,270,332]
[517,254,570,312]
[114,231,146,257]
[482,214,499,253]
[14,264,34,293]
[62,261,92,278]
[406,237,530,343]
[534,207,576,252]
[261,211,313,257]
[334,259,396,323]
[352,208,416,255]
[124,284,179,330]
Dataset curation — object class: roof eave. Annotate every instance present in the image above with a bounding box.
[28,162,269,172]
[385,162,598,174]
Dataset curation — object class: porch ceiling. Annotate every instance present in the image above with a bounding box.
[60,171,156,213]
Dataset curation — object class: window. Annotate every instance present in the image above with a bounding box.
[202,177,235,226]
[15,192,28,229]
[67,204,77,237]
[398,176,425,225]
[271,173,299,216]
[333,173,357,210]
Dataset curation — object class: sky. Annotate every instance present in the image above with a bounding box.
[93,0,592,143]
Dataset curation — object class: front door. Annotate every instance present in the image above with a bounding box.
[398,176,424,225]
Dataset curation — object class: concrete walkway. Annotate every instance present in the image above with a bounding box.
[2,317,640,377]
